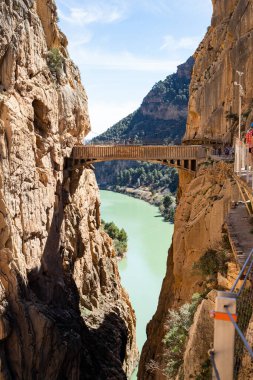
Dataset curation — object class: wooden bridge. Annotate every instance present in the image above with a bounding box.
[70,145,207,172]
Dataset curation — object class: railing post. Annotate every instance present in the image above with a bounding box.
[212,291,236,380]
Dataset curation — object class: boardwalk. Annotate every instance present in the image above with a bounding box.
[71,144,207,172]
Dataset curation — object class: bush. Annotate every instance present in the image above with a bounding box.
[193,249,228,277]
[102,221,128,258]
[222,233,231,250]
[162,293,203,378]
[47,48,64,78]
[159,195,175,223]
[163,195,173,208]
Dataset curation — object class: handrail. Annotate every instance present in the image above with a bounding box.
[230,248,253,293]
[237,256,253,297]
[224,305,253,358]
[209,350,221,380]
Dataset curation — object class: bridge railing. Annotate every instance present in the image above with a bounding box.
[72,144,207,161]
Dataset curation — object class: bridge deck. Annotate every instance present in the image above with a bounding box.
[72,145,206,162]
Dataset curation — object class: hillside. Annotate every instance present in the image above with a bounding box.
[93,58,194,218]
[93,56,194,145]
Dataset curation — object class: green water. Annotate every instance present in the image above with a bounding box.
[100,190,174,378]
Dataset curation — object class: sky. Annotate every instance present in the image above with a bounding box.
[55,0,213,138]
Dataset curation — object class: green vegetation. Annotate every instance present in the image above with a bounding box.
[162,293,203,378]
[96,161,178,222]
[115,163,178,193]
[93,58,193,221]
[193,248,230,277]
[93,58,193,145]
[47,48,64,78]
[159,195,175,222]
[101,220,128,258]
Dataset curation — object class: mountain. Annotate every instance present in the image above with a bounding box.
[93,57,194,207]
[93,56,194,145]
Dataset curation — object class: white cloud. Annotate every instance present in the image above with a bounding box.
[68,32,92,47]
[58,1,127,26]
[137,0,172,15]
[130,0,212,16]
[70,47,180,73]
[175,0,212,12]
[86,100,138,138]
[161,35,201,52]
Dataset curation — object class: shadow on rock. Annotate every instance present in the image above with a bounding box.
[1,168,128,380]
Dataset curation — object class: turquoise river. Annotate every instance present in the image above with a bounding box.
[100,190,174,379]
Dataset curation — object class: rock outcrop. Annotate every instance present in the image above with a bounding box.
[139,1,253,379]
[0,1,137,379]
[94,57,194,146]
[184,0,253,144]
[93,58,193,198]
[138,163,238,379]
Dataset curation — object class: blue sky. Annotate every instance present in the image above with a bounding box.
[55,0,213,137]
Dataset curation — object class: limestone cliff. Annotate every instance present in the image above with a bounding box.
[138,0,253,379]
[138,163,238,379]
[94,57,194,145]
[184,0,253,144]
[0,1,137,379]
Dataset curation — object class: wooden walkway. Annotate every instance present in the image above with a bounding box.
[71,145,207,172]
[227,203,253,267]
[227,173,253,268]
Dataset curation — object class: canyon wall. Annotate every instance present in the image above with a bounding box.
[138,0,253,378]
[0,1,137,379]
[184,0,253,144]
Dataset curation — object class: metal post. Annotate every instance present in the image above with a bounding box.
[212,291,236,380]
[239,140,241,176]
[238,81,242,141]
[234,71,244,141]
[247,145,250,183]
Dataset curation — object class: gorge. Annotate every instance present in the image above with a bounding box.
[0,0,253,380]
[100,190,173,379]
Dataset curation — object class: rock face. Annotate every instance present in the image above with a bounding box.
[139,1,253,379]
[93,58,193,194]
[184,0,253,144]
[182,291,215,379]
[138,163,238,379]
[0,1,137,379]
[94,57,194,145]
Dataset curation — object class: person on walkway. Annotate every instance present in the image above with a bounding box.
[224,146,229,156]
[230,146,234,158]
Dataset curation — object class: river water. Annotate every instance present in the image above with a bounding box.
[100,190,174,378]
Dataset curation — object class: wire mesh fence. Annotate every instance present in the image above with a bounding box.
[234,284,253,379]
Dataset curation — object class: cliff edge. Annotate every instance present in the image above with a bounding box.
[0,1,137,378]
[138,0,253,378]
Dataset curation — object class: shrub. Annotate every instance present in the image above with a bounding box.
[163,195,173,209]
[101,221,128,258]
[193,249,228,277]
[162,293,203,378]
[222,233,231,250]
[47,48,64,78]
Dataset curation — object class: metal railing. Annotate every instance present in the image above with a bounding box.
[211,249,253,379]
